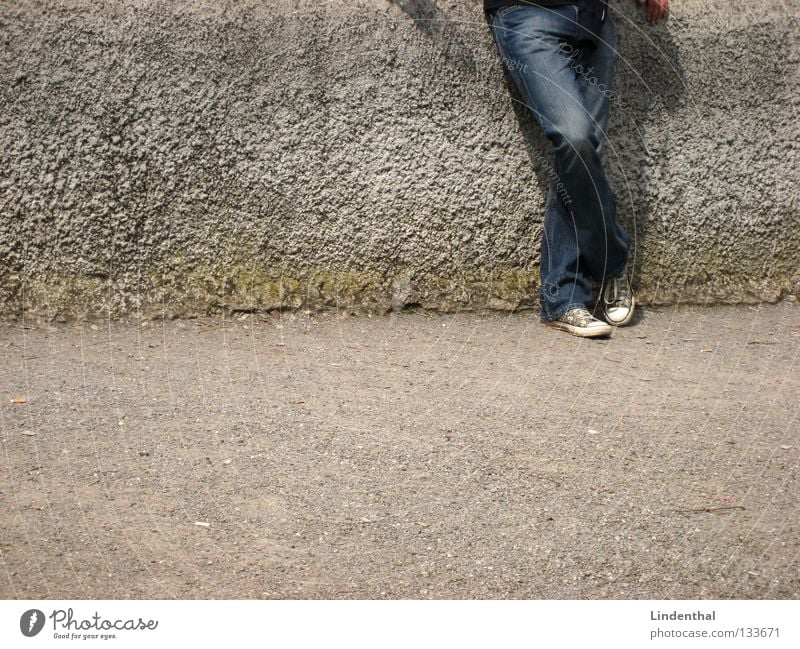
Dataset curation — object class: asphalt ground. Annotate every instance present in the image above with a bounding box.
[1,303,798,598]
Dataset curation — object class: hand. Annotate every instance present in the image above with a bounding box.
[638,0,669,25]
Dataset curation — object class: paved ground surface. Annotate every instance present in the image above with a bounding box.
[1,303,798,599]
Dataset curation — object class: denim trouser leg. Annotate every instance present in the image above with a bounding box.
[489,5,630,321]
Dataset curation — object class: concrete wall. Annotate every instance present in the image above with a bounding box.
[1,0,798,319]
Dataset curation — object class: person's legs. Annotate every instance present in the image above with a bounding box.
[574,17,636,326]
[572,15,629,282]
[573,9,617,158]
[489,5,629,322]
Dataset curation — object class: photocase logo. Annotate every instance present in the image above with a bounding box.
[15,607,160,641]
[20,609,45,637]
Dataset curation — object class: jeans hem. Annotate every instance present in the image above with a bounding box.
[600,257,629,284]
[540,301,588,324]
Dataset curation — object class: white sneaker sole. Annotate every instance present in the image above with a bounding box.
[545,320,613,338]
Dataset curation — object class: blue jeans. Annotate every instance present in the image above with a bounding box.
[489,4,630,321]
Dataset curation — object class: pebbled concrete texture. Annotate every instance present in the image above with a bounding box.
[0,0,798,319]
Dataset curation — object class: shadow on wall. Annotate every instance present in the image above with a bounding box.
[484,1,687,301]
[603,1,687,298]
[390,0,439,31]
[389,0,492,79]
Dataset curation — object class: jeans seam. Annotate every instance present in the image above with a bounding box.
[493,5,520,19]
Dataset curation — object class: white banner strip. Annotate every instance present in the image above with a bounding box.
[1,600,797,648]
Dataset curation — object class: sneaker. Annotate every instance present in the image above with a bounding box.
[545,307,613,338]
[601,268,635,326]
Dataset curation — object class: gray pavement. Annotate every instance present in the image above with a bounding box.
[1,303,798,598]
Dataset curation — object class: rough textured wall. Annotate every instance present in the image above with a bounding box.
[1,0,798,319]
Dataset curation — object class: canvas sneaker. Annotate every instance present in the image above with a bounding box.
[545,307,613,338]
[601,268,635,326]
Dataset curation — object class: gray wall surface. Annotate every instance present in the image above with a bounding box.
[1,0,798,319]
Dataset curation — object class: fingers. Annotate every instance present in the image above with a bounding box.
[647,0,669,25]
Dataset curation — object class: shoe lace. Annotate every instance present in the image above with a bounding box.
[604,275,630,306]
